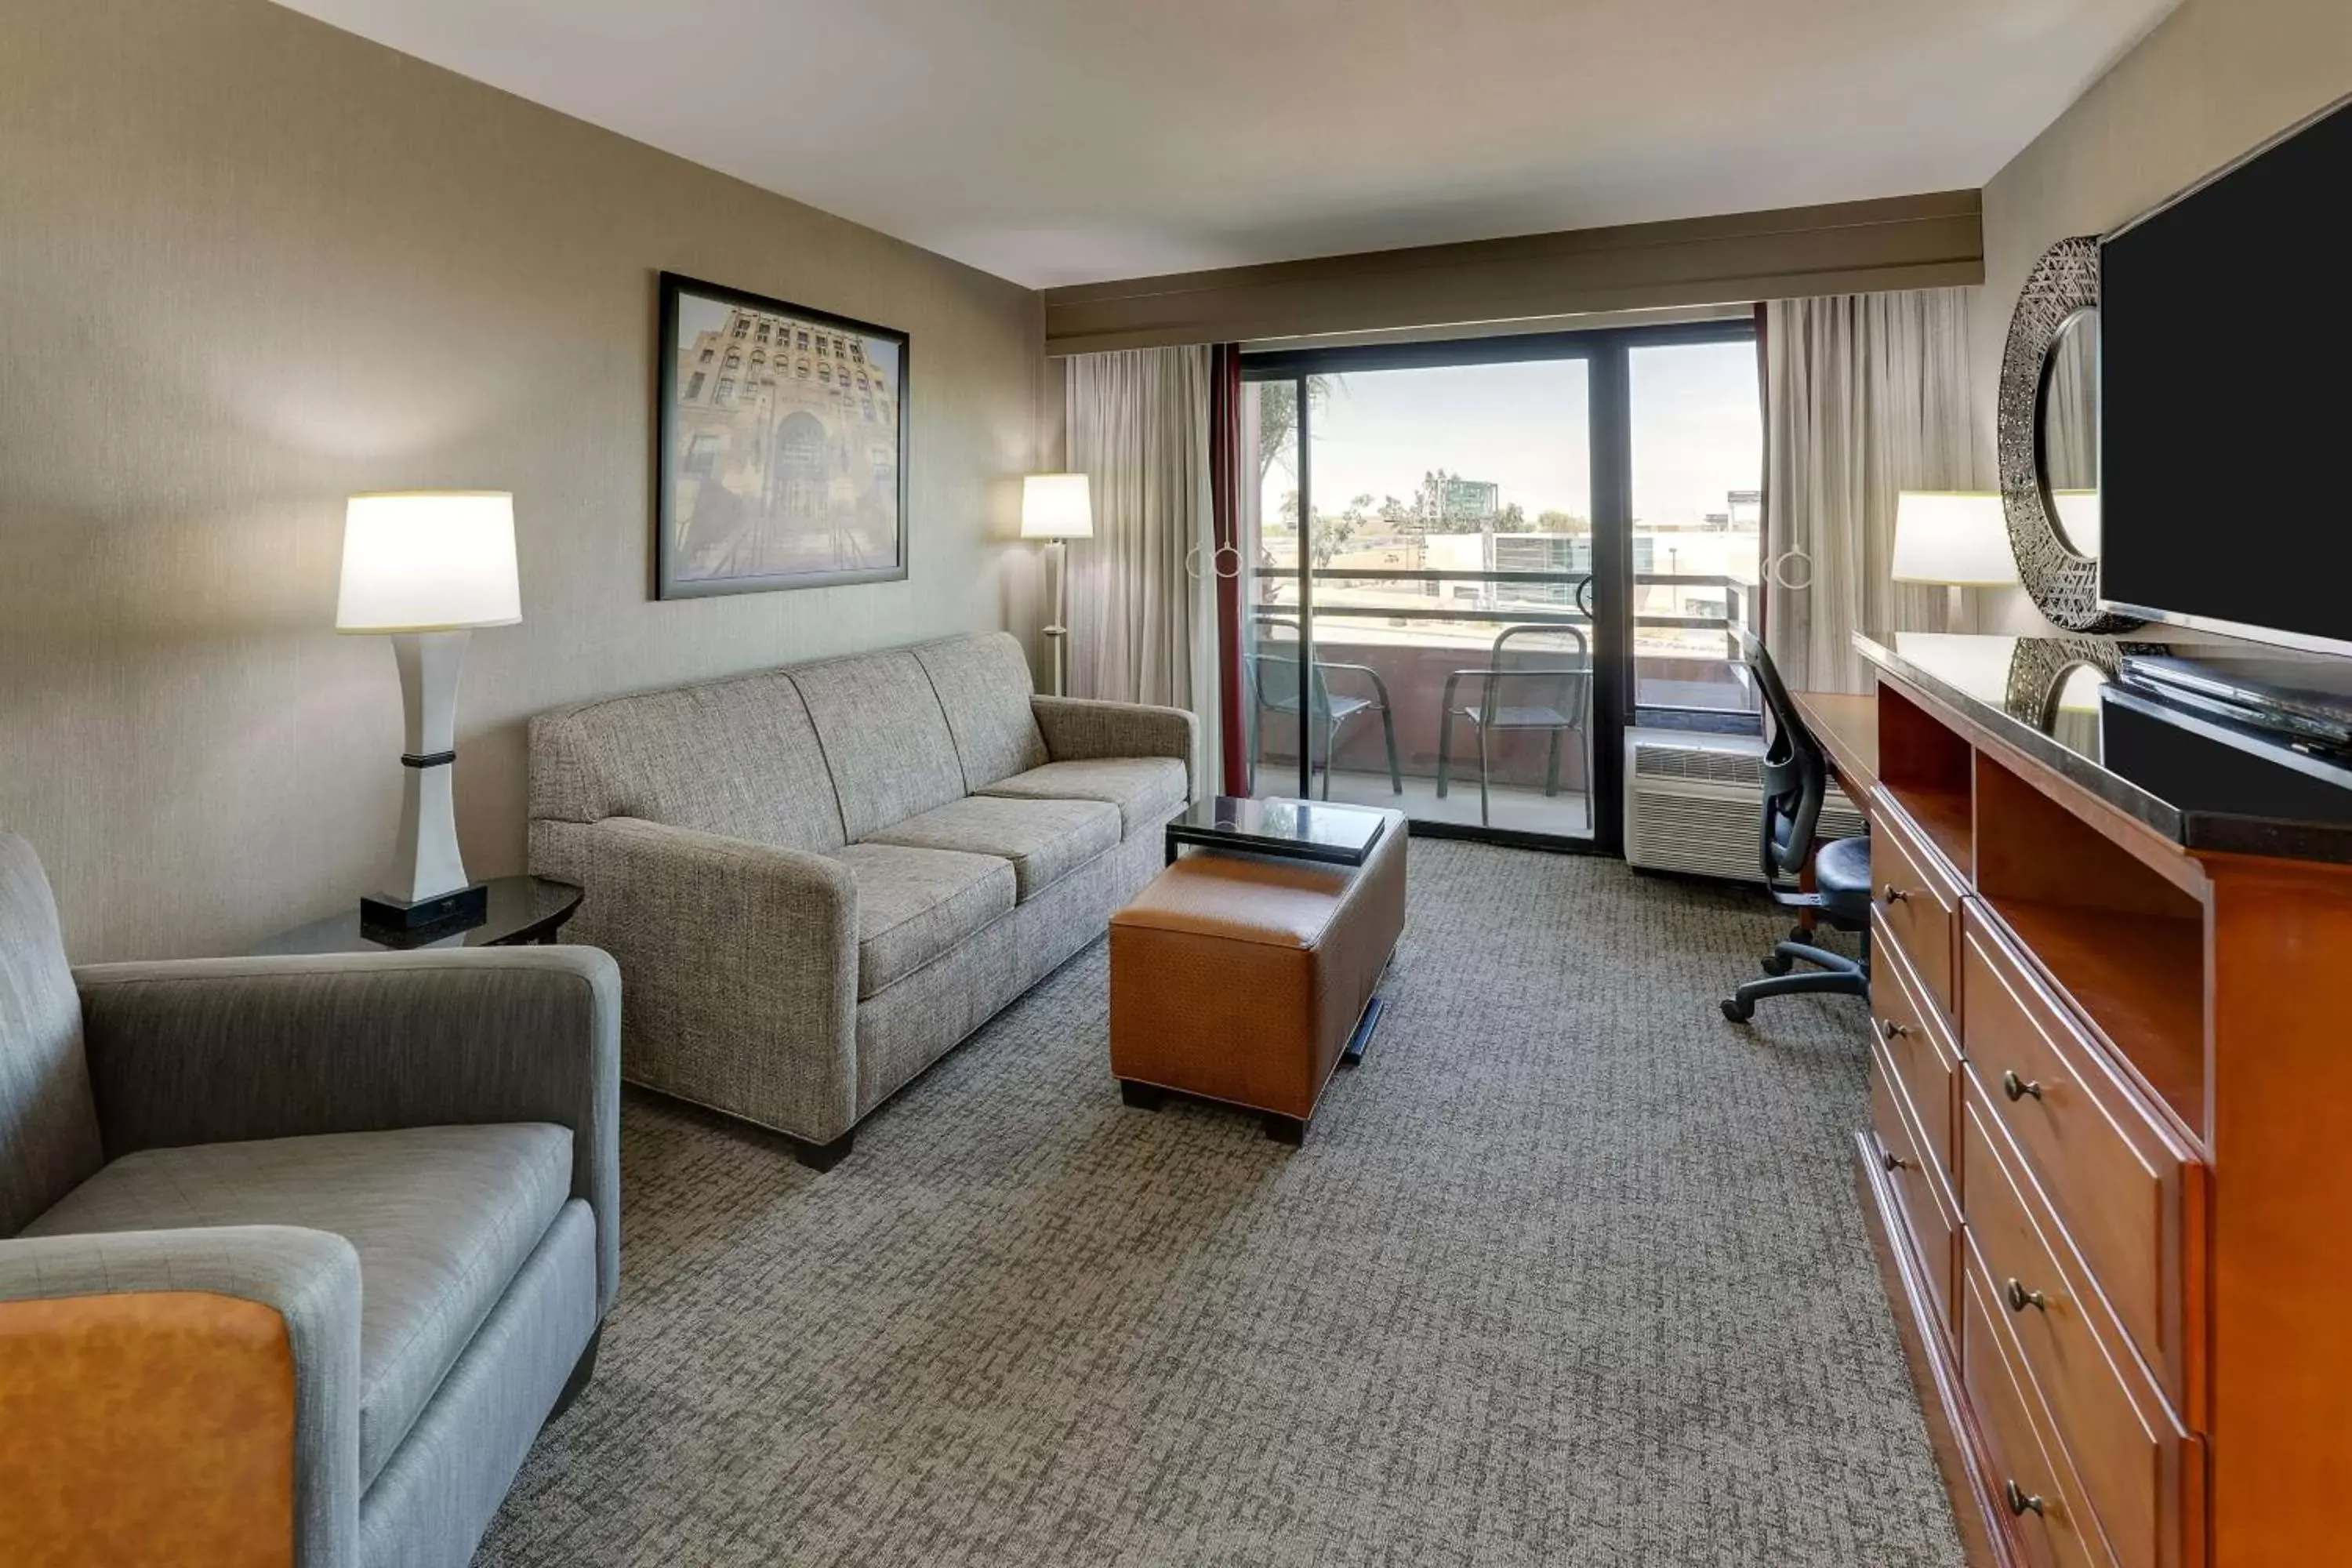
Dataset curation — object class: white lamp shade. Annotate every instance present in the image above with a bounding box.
[336,492,522,632]
[1021,474,1094,539]
[1890,492,2020,587]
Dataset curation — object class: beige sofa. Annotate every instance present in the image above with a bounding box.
[528,632,1192,1168]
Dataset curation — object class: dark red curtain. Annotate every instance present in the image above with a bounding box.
[1207,344,1250,797]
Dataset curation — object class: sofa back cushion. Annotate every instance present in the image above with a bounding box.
[528,673,847,851]
[913,633,1049,793]
[789,651,967,841]
[0,833,103,1236]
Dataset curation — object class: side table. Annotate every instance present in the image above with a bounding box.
[251,877,583,955]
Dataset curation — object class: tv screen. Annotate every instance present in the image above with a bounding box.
[2100,96,2352,653]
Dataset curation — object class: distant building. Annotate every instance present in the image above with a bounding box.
[1416,473,1499,531]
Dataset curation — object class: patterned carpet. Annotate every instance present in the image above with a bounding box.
[476,840,1963,1567]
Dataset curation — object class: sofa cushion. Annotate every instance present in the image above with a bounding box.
[832,842,1016,997]
[978,757,1190,838]
[528,672,846,851]
[789,652,967,842]
[913,633,1049,792]
[0,832,105,1237]
[23,1123,572,1488]
[863,795,1120,903]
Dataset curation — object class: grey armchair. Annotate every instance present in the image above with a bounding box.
[0,831,620,1568]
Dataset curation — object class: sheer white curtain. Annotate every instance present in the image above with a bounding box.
[1763,288,1985,693]
[1063,347,1218,782]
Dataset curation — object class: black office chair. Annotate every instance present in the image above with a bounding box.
[1721,629,1872,1023]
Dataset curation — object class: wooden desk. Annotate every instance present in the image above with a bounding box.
[1791,689,1879,795]
[1838,653,2352,1568]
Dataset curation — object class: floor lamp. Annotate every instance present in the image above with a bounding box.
[1022,474,1093,696]
[336,491,522,931]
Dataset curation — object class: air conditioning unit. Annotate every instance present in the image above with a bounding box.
[1623,728,1866,884]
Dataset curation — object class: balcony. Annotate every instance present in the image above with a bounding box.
[1244,568,1757,838]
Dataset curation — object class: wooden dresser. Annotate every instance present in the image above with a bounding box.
[1797,635,2352,1568]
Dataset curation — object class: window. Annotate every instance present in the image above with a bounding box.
[756,324,771,343]
[1629,339,1763,717]
[685,431,720,476]
[1237,318,1761,855]
[797,359,811,379]
[685,371,706,400]
[816,338,829,357]
[861,398,876,419]
[717,376,735,401]
[731,320,747,339]
[699,347,714,364]
[724,350,742,369]
[797,329,809,350]
[818,365,831,383]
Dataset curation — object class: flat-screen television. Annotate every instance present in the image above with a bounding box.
[2100,94,2352,655]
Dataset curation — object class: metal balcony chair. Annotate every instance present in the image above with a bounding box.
[1721,627,1873,1022]
[1246,614,1403,800]
[1436,623,1592,827]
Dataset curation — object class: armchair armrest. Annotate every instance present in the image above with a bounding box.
[0,1226,362,1568]
[552,817,860,1146]
[1033,696,1198,790]
[74,947,621,1313]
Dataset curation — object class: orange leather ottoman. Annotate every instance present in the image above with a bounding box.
[1109,809,1404,1143]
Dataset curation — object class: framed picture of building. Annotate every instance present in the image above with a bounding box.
[655,272,909,598]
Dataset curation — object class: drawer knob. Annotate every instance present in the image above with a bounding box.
[1882,1148,1911,1173]
[2004,1480,2045,1519]
[2004,1278,2050,1314]
[1881,884,1911,905]
[1878,1018,1912,1043]
[2001,1069,2044,1103]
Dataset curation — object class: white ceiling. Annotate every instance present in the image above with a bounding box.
[271,0,2178,289]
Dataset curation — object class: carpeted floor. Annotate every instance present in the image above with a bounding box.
[476,839,1964,1567]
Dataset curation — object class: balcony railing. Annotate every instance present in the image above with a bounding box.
[1243,568,1757,827]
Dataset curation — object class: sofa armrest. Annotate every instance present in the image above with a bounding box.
[550,817,861,1145]
[1033,696,1198,784]
[0,1226,362,1568]
[74,948,622,1314]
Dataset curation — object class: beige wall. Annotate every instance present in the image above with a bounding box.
[1974,0,2352,455]
[0,0,1048,960]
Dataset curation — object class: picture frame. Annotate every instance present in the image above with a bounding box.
[655,271,909,598]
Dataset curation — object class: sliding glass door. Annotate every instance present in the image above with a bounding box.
[1236,321,1759,853]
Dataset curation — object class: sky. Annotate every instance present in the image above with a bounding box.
[1265,339,1761,528]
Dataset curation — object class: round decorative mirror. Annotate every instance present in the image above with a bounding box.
[2037,309,2101,558]
[1998,236,2140,633]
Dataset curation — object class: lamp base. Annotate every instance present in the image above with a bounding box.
[360,882,488,933]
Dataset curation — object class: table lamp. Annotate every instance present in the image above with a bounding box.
[336,491,521,931]
[1891,492,2020,627]
[1022,473,1093,696]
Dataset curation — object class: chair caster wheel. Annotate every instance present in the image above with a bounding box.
[1788,924,1817,948]
[1721,996,1755,1023]
[1761,953,1795,977]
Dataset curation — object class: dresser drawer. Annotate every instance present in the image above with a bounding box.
[1965,1099,2199,1568]
[1872,804,1964,1014]
[1871,906,1958,1180]
[1872,1039,1955,1337]
[1961,908,2201,1412]
[1963,1260,2115,1568]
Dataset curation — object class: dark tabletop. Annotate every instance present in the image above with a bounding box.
[1857,632,2352,864]
[1167,795,1389,866]
[253,876,584,956]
